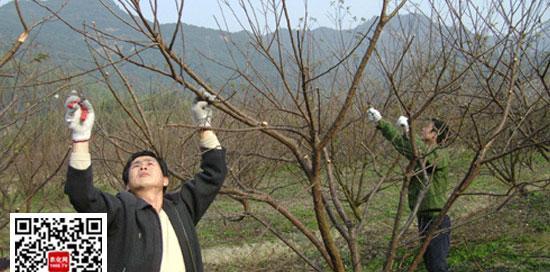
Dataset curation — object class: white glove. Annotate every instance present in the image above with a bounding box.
[64,93,95,142]
[367,107,382,122]
[191,88,215,128]
[396,116,409,133]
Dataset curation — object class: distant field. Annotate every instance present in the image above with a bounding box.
[200,190,549,271]
[1,150,547,271]
[196,150,548,271]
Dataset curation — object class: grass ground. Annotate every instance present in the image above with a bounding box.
[447,191,550,271]
[198,150,548,271]
[202,190,550,271]
[1,150,547,271]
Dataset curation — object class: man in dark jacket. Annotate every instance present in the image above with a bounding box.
[0,257,8,272]
[64,91,227,272]
[367,107,451,272]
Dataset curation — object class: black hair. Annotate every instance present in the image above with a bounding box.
[122,150,169,189]
[431,118,449,144]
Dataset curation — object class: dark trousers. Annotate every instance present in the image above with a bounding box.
[418,215,451,272]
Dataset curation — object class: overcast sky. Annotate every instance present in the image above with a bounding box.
[133,0,393,31]
[0,0,546,32]
[0,0,436,31]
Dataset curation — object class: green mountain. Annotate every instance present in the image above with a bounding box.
[2,0,547,88]
[0,1,386,77]
[0,0,240,81]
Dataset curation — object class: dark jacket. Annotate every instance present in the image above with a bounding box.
[377,120,449,217]
[65,149,227,272]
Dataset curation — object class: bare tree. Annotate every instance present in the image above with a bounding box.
[395,0,550,270]
[15,0,548,271]
[0,0,72,258]
[29,0,412,270]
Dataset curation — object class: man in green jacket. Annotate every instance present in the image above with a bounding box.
[367,107,451,272]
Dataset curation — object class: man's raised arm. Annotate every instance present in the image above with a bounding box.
[63,92,121,221]
[173,90,227,224]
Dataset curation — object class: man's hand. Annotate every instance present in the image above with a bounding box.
[396,116,409,133]
[191,88,215,128]
[64,91,95,142]
[367,107,382,122]
[190,88,222,149]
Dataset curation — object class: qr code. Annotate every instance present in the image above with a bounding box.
[10,213,106,272]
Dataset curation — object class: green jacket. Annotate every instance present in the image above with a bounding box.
[377,120,449,217]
